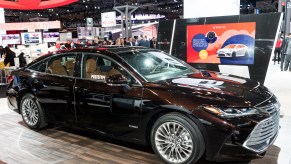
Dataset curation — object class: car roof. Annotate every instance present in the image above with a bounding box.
[27,46,150,67]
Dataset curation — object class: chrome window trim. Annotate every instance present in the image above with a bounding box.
[26,52,78,79]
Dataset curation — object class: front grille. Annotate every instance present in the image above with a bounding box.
[243,101,280,153]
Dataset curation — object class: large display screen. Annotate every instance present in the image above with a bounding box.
[21,32,43,45]
[43,32,60,42]
[1,34,21,45]
[187,22,256,65]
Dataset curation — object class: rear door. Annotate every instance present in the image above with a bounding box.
[29,53,78,123]
[74,53,143,139]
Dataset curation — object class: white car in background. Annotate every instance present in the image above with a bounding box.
[216,44,249,58]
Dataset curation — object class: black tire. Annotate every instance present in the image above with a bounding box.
[20,94,47,130]
[151,113,205,164]
[232,51,236,58]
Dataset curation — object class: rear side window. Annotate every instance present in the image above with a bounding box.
[28,58,49,73]
[47,54,76,76]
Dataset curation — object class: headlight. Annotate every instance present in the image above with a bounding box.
[202,106,259,118]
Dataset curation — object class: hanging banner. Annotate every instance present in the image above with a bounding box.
[101,12,116,27]
[0,21,61,31]
[0,0,77,10]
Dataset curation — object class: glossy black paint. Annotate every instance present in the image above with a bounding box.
[6,47,278,162]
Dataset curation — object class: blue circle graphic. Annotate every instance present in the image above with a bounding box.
[191,34,208,52]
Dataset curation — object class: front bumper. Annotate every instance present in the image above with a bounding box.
[217,52,232,57]
[214,102,280,162]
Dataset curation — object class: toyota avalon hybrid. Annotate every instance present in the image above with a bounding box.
[6,47,279,164]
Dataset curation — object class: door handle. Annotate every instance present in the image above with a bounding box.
[74,86,87,92]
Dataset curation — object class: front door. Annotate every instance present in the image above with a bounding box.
[75,53,143,139]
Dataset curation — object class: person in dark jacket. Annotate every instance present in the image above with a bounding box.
[4,46,16,66]
[150,37,157,49]
[18,52,27,68]
[0,46,4,58]
[284,37,291,71]
[137,35,148,47]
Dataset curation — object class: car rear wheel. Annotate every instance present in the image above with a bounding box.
[151,113,205,164]
[20,94,47,130]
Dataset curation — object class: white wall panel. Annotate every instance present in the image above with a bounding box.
[184,0,240,19]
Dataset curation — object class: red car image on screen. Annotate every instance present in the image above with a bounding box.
[216,44,249,58]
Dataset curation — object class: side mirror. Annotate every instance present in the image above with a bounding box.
[106,74,128,86]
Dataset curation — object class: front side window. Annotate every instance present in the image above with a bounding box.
[117,50,197,82]
[82,54,137,84]
[47,54,76,76]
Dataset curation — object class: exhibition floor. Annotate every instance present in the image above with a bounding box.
[0,64,290,164]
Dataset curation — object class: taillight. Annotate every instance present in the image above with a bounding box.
[7,75,14,85]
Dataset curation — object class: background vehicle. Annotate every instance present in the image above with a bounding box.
[217,44,249,58]
[6,47,279,164]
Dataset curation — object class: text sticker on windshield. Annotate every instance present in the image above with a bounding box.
[91,75,106,81]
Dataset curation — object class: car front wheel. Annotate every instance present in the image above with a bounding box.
[151,113,205,164]
[20,94,47,130]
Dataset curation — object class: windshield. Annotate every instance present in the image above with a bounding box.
[224,44,236,49]
[117,50,197,82]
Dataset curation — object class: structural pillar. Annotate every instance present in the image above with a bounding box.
[114,5,138,38]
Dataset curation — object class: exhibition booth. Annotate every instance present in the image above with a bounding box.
[0,0,290,164]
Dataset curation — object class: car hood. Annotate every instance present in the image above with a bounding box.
[158,70,273,107]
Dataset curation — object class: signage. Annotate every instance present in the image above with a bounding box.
[187,22,256,65]
[1,34,20,45]
[21,32,43,45]
[86,18,93,27]
[101,12,116,27]
[0,21,61,31]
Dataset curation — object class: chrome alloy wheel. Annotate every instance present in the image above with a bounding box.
[21,99,39,127]
[154,121,193,163]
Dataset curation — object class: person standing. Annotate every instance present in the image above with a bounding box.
[274,37,282,64]
[283,33,291,71]
[64,40,72,49]
[150,37,157,49]
[18,52,27,67]
[115,38,121,45]
[145,35,150,48]
[137,35,148,47]
[126,37,135,46]
[0,46,4,58]
[4,46,16,66]
[281,33,291,71]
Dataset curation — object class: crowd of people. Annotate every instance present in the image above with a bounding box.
[58,35,157,50]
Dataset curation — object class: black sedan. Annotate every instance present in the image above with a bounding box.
[7,47,280,164]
